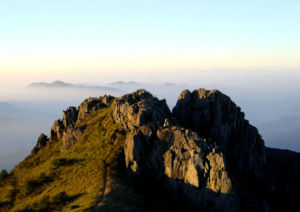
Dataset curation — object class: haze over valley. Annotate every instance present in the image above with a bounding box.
[0,70,299,170]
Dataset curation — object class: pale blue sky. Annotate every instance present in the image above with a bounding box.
[0,0,299,74]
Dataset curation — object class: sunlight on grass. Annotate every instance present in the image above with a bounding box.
[0,106,126,211]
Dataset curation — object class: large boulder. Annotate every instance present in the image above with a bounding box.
[112,89,172,130]
[157,126,237,211]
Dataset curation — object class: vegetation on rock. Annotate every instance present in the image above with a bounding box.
[0,106,128,211]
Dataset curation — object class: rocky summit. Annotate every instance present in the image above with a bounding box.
[0,89,299,212]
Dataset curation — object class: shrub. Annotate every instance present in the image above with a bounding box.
[52,158,78,167]
[23,173,53,194]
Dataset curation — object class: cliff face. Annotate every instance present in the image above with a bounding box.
[1,89,299,211]
[172,89,266,200]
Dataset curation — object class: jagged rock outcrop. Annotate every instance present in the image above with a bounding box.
[31,133,49,154]
[50,95,114,151]
[50,106,83,151]
[110,89,240,210]
[172,89,266,197]
[112,89,172,174]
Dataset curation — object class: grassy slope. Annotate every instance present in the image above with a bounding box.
[0,106,136,211]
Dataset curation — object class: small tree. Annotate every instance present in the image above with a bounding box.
[0,169,8,181]
[23,172,53,194]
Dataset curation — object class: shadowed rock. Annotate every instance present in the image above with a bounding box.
[31,133,49,154]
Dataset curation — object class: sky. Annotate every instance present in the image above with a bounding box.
[0,0,300,79]
[1,1,300,167]
[0,0,300,161]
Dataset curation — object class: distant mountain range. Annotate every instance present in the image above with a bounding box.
[27,80,121,91]
[27,80,187,91]
[109,81,139,85]
[27,80,71,88]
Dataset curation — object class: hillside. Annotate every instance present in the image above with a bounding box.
[0,89,299,212]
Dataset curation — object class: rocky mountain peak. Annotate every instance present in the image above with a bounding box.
[25,88,297,211]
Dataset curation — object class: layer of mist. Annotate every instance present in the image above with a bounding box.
[0,70,299,170]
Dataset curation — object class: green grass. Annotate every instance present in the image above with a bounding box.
[0,106,128,212]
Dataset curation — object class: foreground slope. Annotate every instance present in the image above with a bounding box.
[0,89,299,212]
[0,105,129,211]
